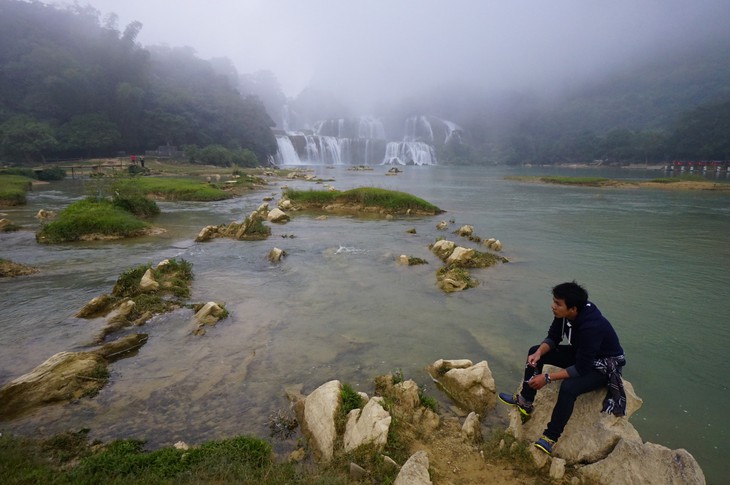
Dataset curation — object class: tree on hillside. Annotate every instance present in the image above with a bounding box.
[0,115,58,163]
[0,0,278,164]
[667,101,730,160]
[57,114,122,157]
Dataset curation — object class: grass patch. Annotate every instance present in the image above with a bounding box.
[113,259,193,301]
[36,198,149,243]
[650,174,708,183]
[539,176,610,186]
[0,174,33,205]
[505,175,612,186]
[285,187,442,214]
[113,177,231,201]
[418,386,439,412]
[340,383,365,416]
[112,193,160,218]
[0,432,352,485]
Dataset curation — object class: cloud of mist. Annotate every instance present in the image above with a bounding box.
[65,0,730,110]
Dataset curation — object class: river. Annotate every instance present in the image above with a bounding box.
[1,165,727,484]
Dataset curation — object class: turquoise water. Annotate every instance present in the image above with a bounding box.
[0,166,727,484]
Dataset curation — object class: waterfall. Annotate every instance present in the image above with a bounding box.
[273,116,446,166]
[314,117,386,140]
[382,141,437,166]
[443,120,462,143]
[404,116,434,143]
[273,135,302,165]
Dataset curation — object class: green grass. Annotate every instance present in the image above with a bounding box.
[113,259,193,300]
[650,174,707,183]
[36,199,150,243]
[505,175,612,186]
[113,177,231,201]
[284,187,442,214]
[340,383,365,416]
[0,174,33,205]
[539,176,610,186]
[419,389,439,412]
[0,432,349,485]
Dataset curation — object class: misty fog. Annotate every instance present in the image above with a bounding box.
[64,0,730,112]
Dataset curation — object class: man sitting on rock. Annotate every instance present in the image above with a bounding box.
[498,281,626,455]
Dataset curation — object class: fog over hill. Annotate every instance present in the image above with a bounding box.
[67,1,730,110]
[23,0,729,165]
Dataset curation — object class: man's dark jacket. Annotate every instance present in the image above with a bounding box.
[543,302,624,377]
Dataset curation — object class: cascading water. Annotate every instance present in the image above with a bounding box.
[382,141,437,166]
[273,135,301,165]
[272,115,451,166]
[404,115,435,143]
[314,117,386,140]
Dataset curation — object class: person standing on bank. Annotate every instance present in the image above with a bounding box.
[498,281,626,456]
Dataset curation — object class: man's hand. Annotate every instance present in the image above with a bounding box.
[527,373,548,390]
[527,350,542,367]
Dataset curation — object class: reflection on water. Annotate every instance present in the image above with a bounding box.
[1,167,728,484]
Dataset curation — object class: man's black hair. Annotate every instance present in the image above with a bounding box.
[552,281,588,311]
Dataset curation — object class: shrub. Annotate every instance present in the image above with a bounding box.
[112,195,160,218]
[340,383,364,417]
[36,198,149,243]
[0,174,33,205]
[36,167,66,181]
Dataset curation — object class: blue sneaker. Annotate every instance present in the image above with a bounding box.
[498,392,533,416]
[534,436,556,455]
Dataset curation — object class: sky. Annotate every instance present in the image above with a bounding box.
[51,0,730,108]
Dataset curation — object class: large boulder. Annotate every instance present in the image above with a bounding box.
[430,240,455,260]
[192,302,227,336]
[267,208,290,223]
[427,359,496,414]
[445,246,474,265]
[76,294,115,318]
[343,396,391,452]
[507,364,643,464]
[195,225,219,242]
[105,299,136,324]
[300,380,342,462]
[0,333,147,420]
[268,247,286,262]
[0,351,105,419]
[436,268,472,293]
[139,268,159,292]
[456,225,473,237]
[579,439,706,485]
[394,450,432,485]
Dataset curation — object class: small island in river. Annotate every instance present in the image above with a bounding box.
[505,175,730,192]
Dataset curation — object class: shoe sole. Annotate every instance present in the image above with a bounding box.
[534,442,553,455]
[498,394,532,416]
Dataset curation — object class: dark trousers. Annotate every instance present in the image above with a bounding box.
[520,344,608,441]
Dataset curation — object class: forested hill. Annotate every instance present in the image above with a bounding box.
[0,0,277,165]
[420,38,730,165]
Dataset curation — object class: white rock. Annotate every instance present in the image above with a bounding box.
[394,450,432,485]
[579,439,705,485]
[445,246,474,265]
[267,208,290,223]
[343,397,391,452]
[139,268,159,292]
[302,380,341,462]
